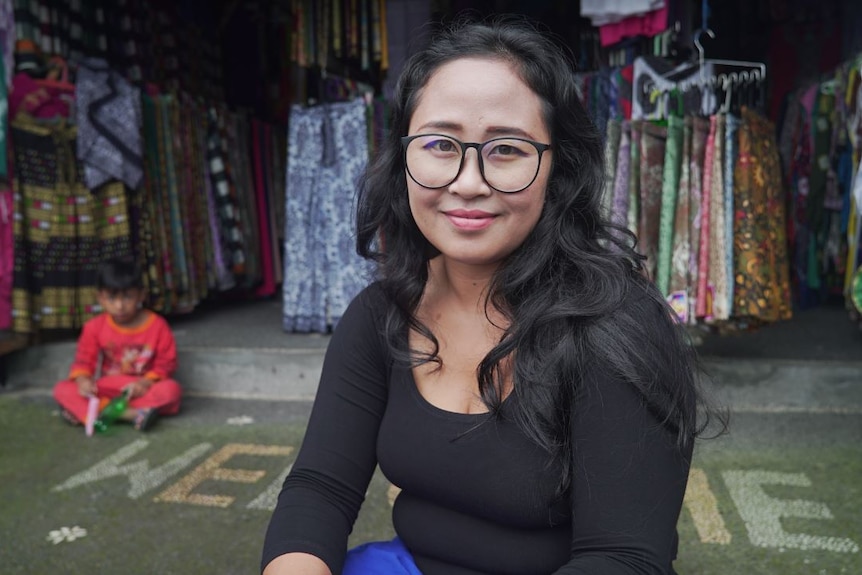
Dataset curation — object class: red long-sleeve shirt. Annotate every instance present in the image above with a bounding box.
[68,311,178,382]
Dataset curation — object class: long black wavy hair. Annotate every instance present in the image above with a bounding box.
[357,16,719,493]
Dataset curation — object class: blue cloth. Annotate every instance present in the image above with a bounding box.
[343,538,423,575]
[282,98,375,333]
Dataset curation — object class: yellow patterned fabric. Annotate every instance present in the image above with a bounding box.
[732,108,792,323]
[11,119,132,334]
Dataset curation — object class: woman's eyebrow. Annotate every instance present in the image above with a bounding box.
[414,121,535,139]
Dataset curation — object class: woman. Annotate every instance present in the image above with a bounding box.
[262,17,719,575]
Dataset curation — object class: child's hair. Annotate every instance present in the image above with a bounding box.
[96,257,144,293]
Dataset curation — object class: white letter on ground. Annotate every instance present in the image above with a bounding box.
[722,469,859,553]
[52,439,213,499]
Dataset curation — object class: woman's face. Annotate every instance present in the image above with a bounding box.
[406,57,552,270]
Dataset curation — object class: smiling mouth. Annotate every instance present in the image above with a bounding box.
[444,212,496,230]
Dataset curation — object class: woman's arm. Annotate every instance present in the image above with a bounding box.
[262,552,331,575]
[261,285,390,574]
[556,359,692,575]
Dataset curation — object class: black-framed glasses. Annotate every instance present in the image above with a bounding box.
[401,134,551,193]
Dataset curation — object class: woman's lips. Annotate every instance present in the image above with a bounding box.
[444,209,496,230]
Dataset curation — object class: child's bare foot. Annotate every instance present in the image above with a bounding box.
[134,408,158,431]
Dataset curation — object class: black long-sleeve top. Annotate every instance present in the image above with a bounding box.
[262,283,692,574]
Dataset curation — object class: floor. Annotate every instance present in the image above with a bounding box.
[696,303,862,362]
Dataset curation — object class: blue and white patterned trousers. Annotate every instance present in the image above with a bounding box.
[282,98,374,333]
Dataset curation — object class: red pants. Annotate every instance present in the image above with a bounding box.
[53,374,182,424]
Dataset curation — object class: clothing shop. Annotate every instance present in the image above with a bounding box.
[0,0,860,360]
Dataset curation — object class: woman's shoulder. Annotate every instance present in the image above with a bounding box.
[349,281,389,316]
[337,281,390,331]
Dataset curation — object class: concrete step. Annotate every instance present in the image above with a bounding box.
[2,338,329,401]
[4,338,862,414]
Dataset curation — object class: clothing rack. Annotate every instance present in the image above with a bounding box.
[642,28,767,97]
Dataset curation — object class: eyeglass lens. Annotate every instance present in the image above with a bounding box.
[404,135,543,193]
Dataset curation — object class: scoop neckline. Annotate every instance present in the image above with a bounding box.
[401,365,513,421]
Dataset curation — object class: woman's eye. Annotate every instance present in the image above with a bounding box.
[430,139,456,152]
[489,143,526,157]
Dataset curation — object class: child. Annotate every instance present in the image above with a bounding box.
[53,257,182,431]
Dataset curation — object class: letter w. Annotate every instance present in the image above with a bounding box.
[52,439,212,499]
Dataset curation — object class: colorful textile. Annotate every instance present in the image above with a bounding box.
[627,120,642,236]
[603,119,622,218]
[599,4,668,47]
[0,0,14,88]
[252,119,276,297]
[724,114,739,314]
[687,117,709,323]
[11,119,132,334]
[708,115,729,321]
[656,114,682,296]
[732,108,792,323]
[638,121,666,282]
[696,116,717,319]
[610,120,631,232]
[206,106,246,280]
[668,117,692,317]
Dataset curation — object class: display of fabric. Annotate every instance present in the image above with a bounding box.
[588,77,793,330]
[778,55,862,326]
[282,97,374,333]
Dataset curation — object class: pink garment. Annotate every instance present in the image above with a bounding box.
[599,5,669,47]
[696,116,717,319]
[53,374,182,425]
[799,84,819,159]
[9,72,72,119]
[252,120,276,298]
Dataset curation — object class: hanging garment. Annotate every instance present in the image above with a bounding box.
[724,113,740,315]
[687,117,709,324]
[75,57,144,190]
[603,119,622,218]
[205,106,246,281]
[708,115,729,321]
[656,114,683,297]
[638,121,666,282]
[11,119,132,334]
[610,120,631,234]
[696,116,717,320]
[226,112,261,289]
[667,117,692,322]
[0,0,14,89]
[732,108,792,323]
[252,119,276,297]
[627,120,642,236]
[0,54,7,180]
[283,98,374,333]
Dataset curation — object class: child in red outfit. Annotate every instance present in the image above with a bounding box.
[53,257,182,431]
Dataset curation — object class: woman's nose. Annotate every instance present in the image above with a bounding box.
[448,148,492,196]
